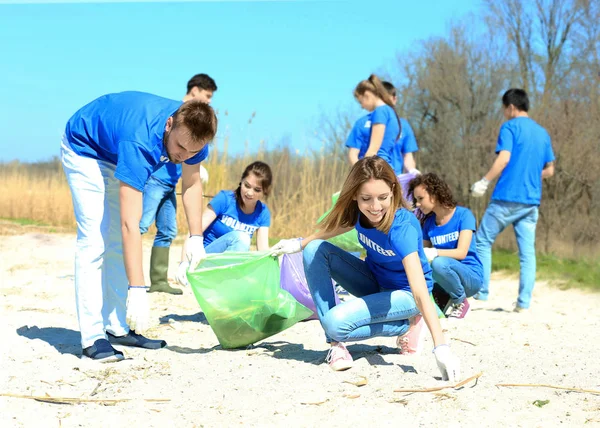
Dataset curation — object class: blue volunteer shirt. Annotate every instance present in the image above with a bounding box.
[151,163,183,187]
[422,206,483,277]
[65,91,208,192]
[492,117,555,205]
[204,190,271,246]
[345,105,400,166]
[355,208,433,292]
[391,118,419,175]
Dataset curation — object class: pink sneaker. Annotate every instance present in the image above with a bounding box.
[396,314,425,355]
[445,299,470,319]
[325,342,353,371]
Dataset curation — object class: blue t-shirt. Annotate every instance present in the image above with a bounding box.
[492,117,555,205]
[355,208,433,292]
[422,206,483,277]
[151,163,183,187]
[391,118,419,174]
[65,91,208,192]
[204,190,271,246]
[345,105,400,166]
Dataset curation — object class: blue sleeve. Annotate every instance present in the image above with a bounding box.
[371,106,391,126]
[115,141,154,191]
[390,224,419,259]
[345,125,361,149]
[544,135,555,164]
[400,119,418,154]
[422,217,432,241]
[207,190,229,216]
[184,144,209,165]
[460,208,477,232]
[259,205,271,227]
[496,123,514,154]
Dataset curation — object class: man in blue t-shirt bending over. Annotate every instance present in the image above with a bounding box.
[470,88,555,311]
[62,91,217,362]
[140,74,217,295]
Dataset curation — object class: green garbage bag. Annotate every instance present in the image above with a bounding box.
[317,191,363,252]
[187,252,313,349]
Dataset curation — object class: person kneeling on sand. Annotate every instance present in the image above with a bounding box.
[270,157,460,380]
[61,91,217,362]
[408,173,483,319]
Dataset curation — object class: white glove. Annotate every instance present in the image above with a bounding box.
[424,247,438,263]
[199,164,209,186]
[270,239,302,257]
[433,344,461,382]
[185,235,206,270]
[470,177,489,197]
[408,168,421,176]
[126,286,150,334]
[177,261,190,287]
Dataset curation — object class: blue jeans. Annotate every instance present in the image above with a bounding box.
[139,176,177,248]
[303,240,420,343]
[476,200,539,308]
[205,231,251,253]
[431,257,482,304]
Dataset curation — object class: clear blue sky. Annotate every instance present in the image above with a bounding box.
[0,0,482,162]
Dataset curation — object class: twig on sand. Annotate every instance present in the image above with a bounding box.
[394,372,483,393]
[452,338,477,346]
[496,383,600,395]
[0,393,171,405]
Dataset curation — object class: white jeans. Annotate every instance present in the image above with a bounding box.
[61,138,129,348]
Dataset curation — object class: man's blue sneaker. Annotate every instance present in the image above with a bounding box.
[107,331,167,349]
[82,338,125,363]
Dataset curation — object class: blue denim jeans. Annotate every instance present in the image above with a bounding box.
[431,257,482,304]
[139,176,177,248]
[205,231,252,253]
[476,200,539,308]
[302,240,420,343]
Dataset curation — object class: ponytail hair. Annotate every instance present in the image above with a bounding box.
[354,74,401,140]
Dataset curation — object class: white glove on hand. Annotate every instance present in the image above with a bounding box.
[270,239,302,257]
[177,261,190,287]
[199,164,209,186]
[433,344,461,382]
[408,168,421,176]
[470,177,489,197]
[424,247,438,263]
[126,286,150,334]
[185,235,206,270]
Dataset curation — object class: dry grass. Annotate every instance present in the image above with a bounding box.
[0,141,348,239]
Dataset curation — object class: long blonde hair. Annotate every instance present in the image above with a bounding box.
[354,74,401,140]
[319,157,411,234]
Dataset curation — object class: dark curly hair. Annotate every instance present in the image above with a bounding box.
[407,172,457,210]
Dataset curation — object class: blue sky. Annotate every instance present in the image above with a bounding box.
[0,0,482,162]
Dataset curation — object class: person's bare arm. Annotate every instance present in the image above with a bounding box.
[364,124,385,157]
[119,183,145,286]
[483,150,511,181]
[181,162,203,236]
[299,226,354,249]
[256,227,270,251]
[348,148,360,165]
[436,230,472,261]
[403,152,416,172]
[542,161,555,179]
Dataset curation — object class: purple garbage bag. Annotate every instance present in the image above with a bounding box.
[280,252,340,321]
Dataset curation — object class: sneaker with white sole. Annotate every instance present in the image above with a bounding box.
[445,299,470,319]
[396,314,425,355]
[325,342,353,371]
[82,338,124,363]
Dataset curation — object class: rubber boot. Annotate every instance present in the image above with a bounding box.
[148,246,183,295]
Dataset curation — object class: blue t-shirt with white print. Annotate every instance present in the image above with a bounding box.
[204,190,271,246]
[391,118,419,174]
[492,117,555,205]
[355,208,433,292]
[65,91,208,192]
[422,206,483,277]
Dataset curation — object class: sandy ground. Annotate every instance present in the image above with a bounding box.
[1,229,599,428]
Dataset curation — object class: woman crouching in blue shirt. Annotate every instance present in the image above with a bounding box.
[271,157,460,379]
[408,173,483,319]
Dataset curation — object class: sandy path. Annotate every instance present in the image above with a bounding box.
[1,232,599,427]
